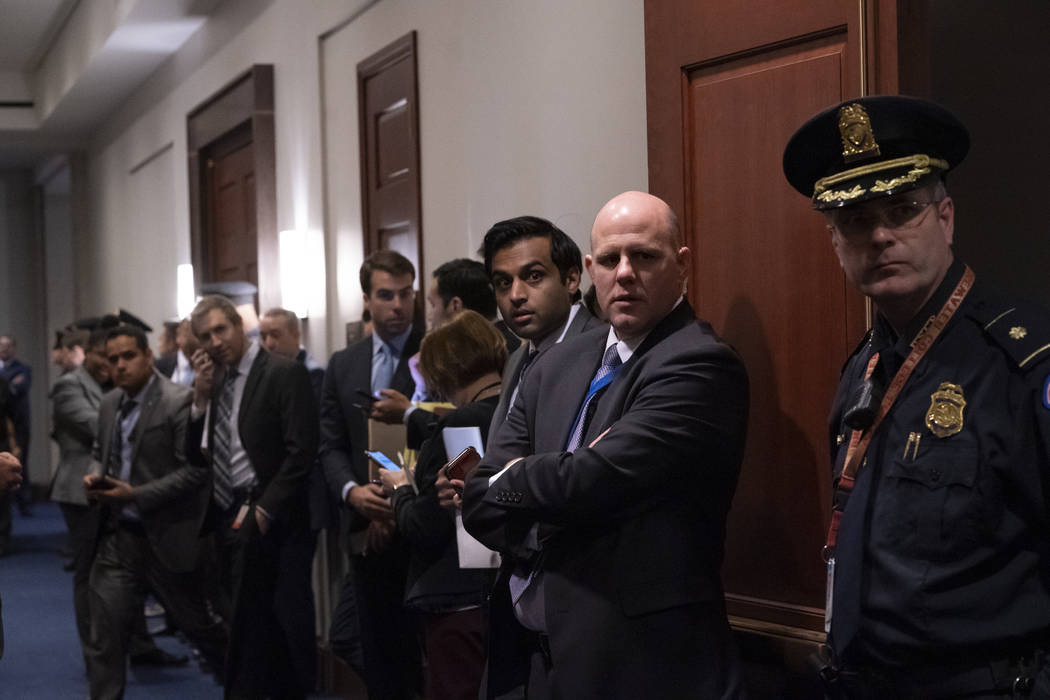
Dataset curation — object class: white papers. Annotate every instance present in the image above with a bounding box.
[442,427,500,569]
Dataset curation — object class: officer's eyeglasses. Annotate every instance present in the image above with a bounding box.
[826,199,943,238]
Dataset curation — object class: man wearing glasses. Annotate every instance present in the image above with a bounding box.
[784,96,1050,698]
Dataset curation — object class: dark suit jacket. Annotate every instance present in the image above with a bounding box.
[0,358,31,446]
[50,367,103,505]
[94,373,209,573]
[463,301,750,700]
[319,327,423,537]
[189,348,318,527]
[488,305,603,442]
[154,353,177,378]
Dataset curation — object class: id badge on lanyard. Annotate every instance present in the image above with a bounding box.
[824,556,835,633]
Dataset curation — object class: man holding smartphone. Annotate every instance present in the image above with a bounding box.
[320,249,424,699]
[83,324,226,699]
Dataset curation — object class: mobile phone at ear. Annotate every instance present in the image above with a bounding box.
[442,446,481,481]
[365,449,401,472]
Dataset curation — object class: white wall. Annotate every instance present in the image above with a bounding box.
[321,0,649,345]
[77,0,648,359]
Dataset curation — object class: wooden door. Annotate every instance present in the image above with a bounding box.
[645,0,898,640]
[358,31,423,278]
[206,125,258,286]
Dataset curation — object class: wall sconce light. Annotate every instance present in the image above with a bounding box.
[176,263,195,319]
[280,229,310,318]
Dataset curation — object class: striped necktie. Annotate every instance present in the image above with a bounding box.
[211,370,238,509]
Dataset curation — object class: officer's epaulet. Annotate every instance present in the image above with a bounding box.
[967,294,1050,371]
[840,327,874,374]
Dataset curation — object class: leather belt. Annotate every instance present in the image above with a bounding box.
[823,650,1044,700]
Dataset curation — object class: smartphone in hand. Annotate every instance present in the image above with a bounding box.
[442,446,481,482]
[365,449,401,472]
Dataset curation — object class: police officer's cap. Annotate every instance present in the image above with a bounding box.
[114,309,152,333]
[199,280,257,307]
[783,95,969,210]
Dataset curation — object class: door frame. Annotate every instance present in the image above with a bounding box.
[187,64,278,310]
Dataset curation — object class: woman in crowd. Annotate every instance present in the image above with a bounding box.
[378,309,505,700]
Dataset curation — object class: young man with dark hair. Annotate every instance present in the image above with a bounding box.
[481,215,603,441]
[320,249,424,699]
[83,324,227,699]
[427,258,497,328]
[188,294,319,698]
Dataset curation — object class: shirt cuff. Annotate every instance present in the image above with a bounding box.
[341,480,359,503]
[488,457,524,487]
[402,404,417,424]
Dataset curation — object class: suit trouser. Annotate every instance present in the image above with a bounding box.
[334,543,422,700]
[422,607,486,700]
[87,521,228,700]
[216,503,311,700]
[58,503,160,667]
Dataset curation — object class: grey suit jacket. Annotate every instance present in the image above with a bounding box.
[49,366,103,505]
[488,304,604,444]
[94,371,210,573]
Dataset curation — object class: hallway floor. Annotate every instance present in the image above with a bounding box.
[0,502,222,697]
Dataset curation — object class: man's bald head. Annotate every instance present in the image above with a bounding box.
[590,191,681,250]
[585,191,690,340]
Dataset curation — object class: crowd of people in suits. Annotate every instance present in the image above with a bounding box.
[1,188,743,700]
[5,94,1050,700]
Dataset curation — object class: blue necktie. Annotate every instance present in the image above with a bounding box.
[371,343,396,395]
[566,344,623,451]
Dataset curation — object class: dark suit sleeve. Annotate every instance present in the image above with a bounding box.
[392,402,496,556]
[257,362,318,518]
[405,408,439,450]
[6,363,30,398]
[318,353,356,501]
[391,439,453,558]
[465,343,748,546]
[462,388,536,552]
[52,378,98,447]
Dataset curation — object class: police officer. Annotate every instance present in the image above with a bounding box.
[784,95,1050,698]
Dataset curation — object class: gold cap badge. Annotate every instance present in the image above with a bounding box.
[838,103,881,163]
[925,382,966,438]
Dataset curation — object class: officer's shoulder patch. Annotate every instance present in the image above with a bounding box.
[969,295,1050,371]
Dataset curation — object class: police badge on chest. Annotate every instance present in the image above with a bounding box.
[926,382,966,438]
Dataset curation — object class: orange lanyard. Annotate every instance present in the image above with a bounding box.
[824,266,975,555]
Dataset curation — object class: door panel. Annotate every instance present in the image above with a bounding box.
[359,32,423,279]
[208,140,258,286]
[646,0,887,634]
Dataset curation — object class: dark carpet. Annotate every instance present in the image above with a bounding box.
[0,501,222,698]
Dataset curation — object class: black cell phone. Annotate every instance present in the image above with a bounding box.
[353,389,378,411]
[442,446,481,482]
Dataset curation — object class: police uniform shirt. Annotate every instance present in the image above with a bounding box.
[829,259,1050,666]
